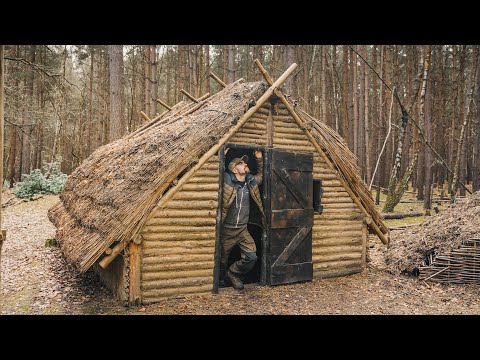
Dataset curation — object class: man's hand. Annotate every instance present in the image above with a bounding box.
[254,149,262,159]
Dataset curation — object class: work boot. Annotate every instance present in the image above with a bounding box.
[226,270,244,290]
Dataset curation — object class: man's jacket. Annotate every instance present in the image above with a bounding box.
[221,157,265,227]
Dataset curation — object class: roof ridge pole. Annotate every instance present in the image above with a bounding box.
[254,59,389,246]
[139,111,151,122]
[180,89,199,103]
[98,62,299,269]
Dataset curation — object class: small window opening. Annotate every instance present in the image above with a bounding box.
[313,179,323,214]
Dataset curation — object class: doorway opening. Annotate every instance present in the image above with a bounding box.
[215,144,266,290]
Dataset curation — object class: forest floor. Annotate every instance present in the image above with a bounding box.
[1,189,479,315]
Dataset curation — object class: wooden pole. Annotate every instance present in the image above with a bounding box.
[180,89,199,103]
[156,98,172,111]
[0,45,5,283]
[139,111,151,122]
[254,59,389,246]
[209,72,227,88]
[99,63,299,268]
[128,242,142,306]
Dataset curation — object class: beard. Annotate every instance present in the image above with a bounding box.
[244,167,251,174]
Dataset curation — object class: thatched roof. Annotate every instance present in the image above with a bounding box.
[48,79,386,273]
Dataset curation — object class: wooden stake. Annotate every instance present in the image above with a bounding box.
[139,111,151,122]
[129,242,142,306]
[209,72,227,88]
[180,89,199,103]
[362,222,367,269]
[0,46,5,285]
[156,98,172,110]
[254,59,389,246]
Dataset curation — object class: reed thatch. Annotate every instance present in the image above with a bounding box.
[296,107,387,234]
[48,79,267,272]
[48,78,386,273]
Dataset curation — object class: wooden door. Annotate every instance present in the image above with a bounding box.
[269,149,313,285]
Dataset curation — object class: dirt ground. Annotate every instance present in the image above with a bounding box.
[1,191,479,315]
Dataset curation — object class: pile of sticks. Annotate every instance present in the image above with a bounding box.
[419,238,480,283]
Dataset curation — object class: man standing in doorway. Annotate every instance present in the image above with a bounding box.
[220,149,265,290]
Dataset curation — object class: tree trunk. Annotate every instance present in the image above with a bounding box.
[205,45,210,95]
[227,45,235,84]
[451,46,478,200]
[363,45,371,184]
[383,45,431,213]
[150,45,157,117]
[109,45,124,142]
[285,45,296,97]
[424,65,433,215]
[342,45,349,139]
[474,46,480,192]
[144,46,151,118]
[352,45,358,157]
[21,45,36,175]
[88,47,94,155]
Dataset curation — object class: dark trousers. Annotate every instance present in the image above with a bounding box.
[220,226,258,278]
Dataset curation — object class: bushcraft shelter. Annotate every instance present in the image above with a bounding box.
[48,63,389,306]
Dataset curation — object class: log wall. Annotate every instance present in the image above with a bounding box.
[140,156,219,303]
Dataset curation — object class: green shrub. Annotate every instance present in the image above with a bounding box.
[14,162,67,198]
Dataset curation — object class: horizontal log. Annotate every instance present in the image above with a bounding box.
[143,246,215,256]
[273,126,305,135]
[242,122,267,131]
[271,144,315,152]
[165,200,217,209]
[313,253,362,263]
[273,132,310,141]
[313,258,362,269]
[274,120,299,128]
[312,237,363,247]
[229,138,266,145]
[321,197,354,204]
[273,138,313,147]
[322,192,351,199]
[173,191,218,200]
[314,219,363,226]
[182,183,219,191]
[186,176,219,184]
[143,260,214,272]
[254,107,270,115]
[319,186,347,193]
[381,212,423,219]
[314,267,361,279]
[146,217,217,227]
[143,269,213,281]
[247,117,267,124]
[142,253,214,264]
[143,239,216,249]
[142,285,212,302]
[142,232,216,242]
[236,128,265,136]
[315,213,363,221]
[312,245,363,255]
[316,179,342,186]
[231,133,265,141]
[272,115,294,122]
[312,230,362,239]
[153,209,217,218]
[316,207,362,214]
[250,112,268,119]
[321,203,359,210]
[142,225,215,234]
[142,276,213,290]
[313,168,338,176]
[201,162,219,170]
[192,169,220,177]
[313,224,363,232]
